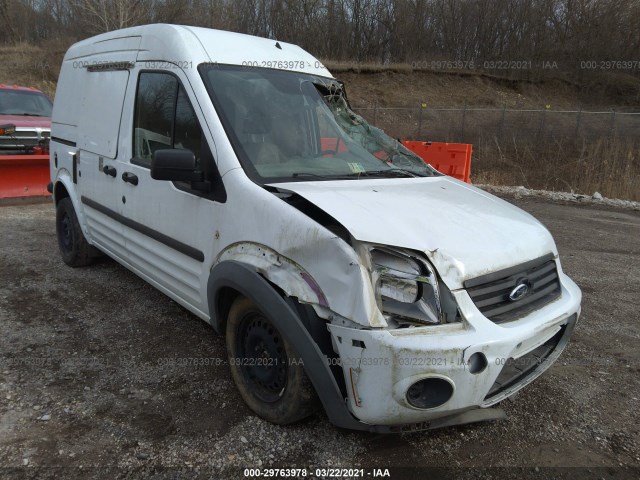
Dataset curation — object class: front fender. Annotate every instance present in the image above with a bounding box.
[207,260,363,430]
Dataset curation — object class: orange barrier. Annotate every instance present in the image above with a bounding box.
[320,137,348,154]
[402,141,472,183]
[0,155,50,199]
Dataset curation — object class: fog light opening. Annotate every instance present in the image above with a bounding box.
[406,377,453,409]
[468,352,488,374]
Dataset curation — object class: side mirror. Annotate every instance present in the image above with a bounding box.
[151,149,202,182]
[0,124,16,136]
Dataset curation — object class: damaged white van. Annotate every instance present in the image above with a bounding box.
[50,24,581,432]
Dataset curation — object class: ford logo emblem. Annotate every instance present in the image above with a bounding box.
[509,280,531,301]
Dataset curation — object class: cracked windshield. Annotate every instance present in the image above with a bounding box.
[202,65,438,182]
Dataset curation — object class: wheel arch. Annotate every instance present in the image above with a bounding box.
[53,180,70,205]
[52,174,92,242]
[207,260,364,430]
[52,172,75,206]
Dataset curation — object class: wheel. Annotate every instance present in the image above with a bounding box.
[225,296,319,424]
[55,197,98,267]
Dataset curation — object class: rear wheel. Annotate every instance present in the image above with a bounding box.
[225,296,318,424]
[56,197,98,267]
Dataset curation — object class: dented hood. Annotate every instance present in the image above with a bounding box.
[269,176,557,288]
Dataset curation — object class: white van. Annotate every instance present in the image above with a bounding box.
[50,24,581,432]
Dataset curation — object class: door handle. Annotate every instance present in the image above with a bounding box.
[122,172,139,186]
[102,165,117,177]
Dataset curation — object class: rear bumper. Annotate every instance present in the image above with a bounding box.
[328,273,581,427]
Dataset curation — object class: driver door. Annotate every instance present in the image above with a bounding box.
[117,68,224,316]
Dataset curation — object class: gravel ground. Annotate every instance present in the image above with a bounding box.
[0,197,639,479]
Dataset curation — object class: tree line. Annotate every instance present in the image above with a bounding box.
[2,0,639,75]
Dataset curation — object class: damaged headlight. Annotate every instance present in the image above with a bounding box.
[371,248,460,326]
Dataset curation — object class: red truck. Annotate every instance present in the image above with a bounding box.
[0,84,52,199]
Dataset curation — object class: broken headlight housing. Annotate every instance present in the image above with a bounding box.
[370,248,460,326]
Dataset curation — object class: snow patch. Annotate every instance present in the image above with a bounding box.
[477,185,640,211]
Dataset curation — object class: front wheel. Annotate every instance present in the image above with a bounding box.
[55,197,98,267]
[225,296,318,424]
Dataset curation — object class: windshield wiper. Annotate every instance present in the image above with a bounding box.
[291,168,425,181]
[343,168,425,178]
[292,172,372,180]
[291,168,426,180]
[8,113,46,117]
[374,168,425,177]
[292,172,336,180]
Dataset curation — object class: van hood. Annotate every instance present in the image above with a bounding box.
[269,177,557,288]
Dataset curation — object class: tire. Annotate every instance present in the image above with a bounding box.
[55,197,98,267]
[225,296,319,424]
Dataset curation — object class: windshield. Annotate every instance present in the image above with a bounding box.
[201,65,439,182]
[0,90,52,117]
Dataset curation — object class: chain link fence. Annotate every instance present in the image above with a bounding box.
[352,105,640,144]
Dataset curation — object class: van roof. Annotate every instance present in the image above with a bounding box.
[65,23,332,79]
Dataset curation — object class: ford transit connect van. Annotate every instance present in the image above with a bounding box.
[50,24,581,432]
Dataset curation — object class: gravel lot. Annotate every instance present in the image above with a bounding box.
[0,197,638,479]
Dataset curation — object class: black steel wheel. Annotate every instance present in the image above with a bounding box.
[226,296,318,424]
[55,197,97,267]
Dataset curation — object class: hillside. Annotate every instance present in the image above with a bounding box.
[0,43,62,98]
[331,66,640,111]
[2,43,640,111]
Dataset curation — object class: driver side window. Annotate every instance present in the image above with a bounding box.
[133,72,202,168]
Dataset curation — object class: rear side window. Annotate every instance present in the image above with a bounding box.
[133,72,201,167]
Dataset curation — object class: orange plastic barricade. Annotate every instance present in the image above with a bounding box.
[0,154,50,199]
[320,137,348,154]
[402,141,472,183]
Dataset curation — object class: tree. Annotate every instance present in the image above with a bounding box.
[69,0,151,34]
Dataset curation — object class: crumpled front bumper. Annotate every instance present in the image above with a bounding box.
[328,272,581,427]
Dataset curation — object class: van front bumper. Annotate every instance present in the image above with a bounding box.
[328,273,581,427]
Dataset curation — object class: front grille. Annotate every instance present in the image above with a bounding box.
[0,127,50,150]
[485,325,565,400]
[464,254,561,323]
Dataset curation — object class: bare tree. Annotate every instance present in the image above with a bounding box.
[69,0,150,34]
[2,0,639,88]
[0,0,19,42]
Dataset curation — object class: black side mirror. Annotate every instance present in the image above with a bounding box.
[151,149,203,182]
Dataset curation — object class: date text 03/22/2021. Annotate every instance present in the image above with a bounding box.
[243,467,391,478]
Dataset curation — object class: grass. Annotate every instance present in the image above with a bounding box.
[352,103,640,202]
[0,42,65,98]
[472,136,640,201]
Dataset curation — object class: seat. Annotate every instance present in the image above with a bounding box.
[243,142,283,165]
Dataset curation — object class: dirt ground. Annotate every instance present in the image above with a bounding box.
[0,197,638,479]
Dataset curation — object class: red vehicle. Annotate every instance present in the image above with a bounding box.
[0,84,52,199]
